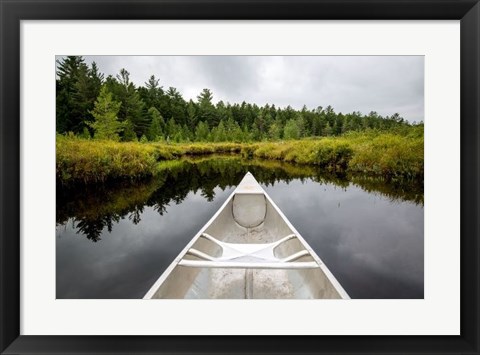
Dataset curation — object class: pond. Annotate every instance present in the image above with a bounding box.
[56,156,424,299]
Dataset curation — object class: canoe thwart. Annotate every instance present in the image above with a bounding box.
[281,250,310,262]
[200,233,296,249]
[186,248,216,261]
[178,260,320,269]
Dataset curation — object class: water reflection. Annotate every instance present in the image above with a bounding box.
[263,181,424,299]
[57,156,422,242]
[56,156,423,298]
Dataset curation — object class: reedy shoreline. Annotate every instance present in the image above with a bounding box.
[57,130,423,185]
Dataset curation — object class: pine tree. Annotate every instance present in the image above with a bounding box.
[295,113,306,138]
[242,124,251,142]
[166,118,180,140]
[225,117,242,142]
[56,56,86,133]
[87,86,123,141]
[166,87,187,126]
[73,62,103,132]
[123,120,137,141]
[312,114,325,136]
[283,119,300,140]
[268,120,283,140]
[141,75,164,110]
[114,69,147,137]
[324,122,333,136]
[333,114,344,135]
[147,107,164,141]
[181,124,193,142]
[195,121,210,141]
[57,62,414,141]
[213,120,227,142]
[197,88,217,127]
[253,114,267,138]
[186,100,198,131]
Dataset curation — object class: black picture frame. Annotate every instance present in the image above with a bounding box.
[1,1,479,354]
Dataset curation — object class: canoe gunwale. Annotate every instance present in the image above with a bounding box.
[142,189,237,299]
[177,260,321,269]
[262,190,351,300]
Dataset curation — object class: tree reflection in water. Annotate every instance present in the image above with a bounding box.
[56,156,423,242]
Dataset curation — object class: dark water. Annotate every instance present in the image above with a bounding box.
[56,156,424,299]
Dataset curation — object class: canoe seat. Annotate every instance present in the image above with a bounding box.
[179,233,320,269]
[232,194,267,228]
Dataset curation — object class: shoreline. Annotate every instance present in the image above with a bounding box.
[56,131,424,186]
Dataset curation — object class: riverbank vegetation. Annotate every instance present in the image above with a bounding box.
[56,56,423,186]
[57,128,423,185]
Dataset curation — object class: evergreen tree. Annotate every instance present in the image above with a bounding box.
[114,69,147,138]
[181,124,193,142]
[283,119,300,140]
[195,121,210,141]
[366,111,379,129]
[87,86,123,141]
[57,63,414,141]
[225,116,242,142]
[295,113,306,138]
[242,123,251,142]
[231,125,244,142]
[56,56,89,133]
[268,120,283,140]
[263,111,273,131]
[141,75,164,110]
[254,115,266,137]
[173,130,183,143]
[186,100,198,131]
[197,88,217,127]
[250,124,261,141]
[333,113,344,135]
[166,87,187,126]
[73,62,104,132]
[147,107,164,141]
[325,105,336,128]
[123,120,137,141]
[166,117,180,140]
[312,114,325,136]
[213,120,227,142]
[324,122,333,136]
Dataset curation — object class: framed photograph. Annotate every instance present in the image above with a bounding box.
[1,0,479,354]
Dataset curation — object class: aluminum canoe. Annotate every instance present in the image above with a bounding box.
[144,172,350,299]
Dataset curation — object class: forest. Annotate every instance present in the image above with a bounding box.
[56,56,424,185]
[57,56,422,143]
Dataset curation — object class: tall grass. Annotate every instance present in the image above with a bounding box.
[56,137,159,184]
[347,132,423,178]
[57,130,423,185]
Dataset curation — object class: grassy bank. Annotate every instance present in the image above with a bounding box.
[57,130,423,185]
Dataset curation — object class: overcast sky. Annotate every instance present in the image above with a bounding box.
[76,56,424,122]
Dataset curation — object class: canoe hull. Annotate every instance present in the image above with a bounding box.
[144,174,350,299]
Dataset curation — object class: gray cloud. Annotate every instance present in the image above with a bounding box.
[78,55,424,122]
